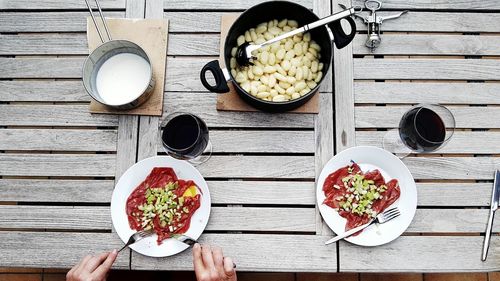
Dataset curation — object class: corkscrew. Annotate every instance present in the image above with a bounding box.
[341,0,408,50]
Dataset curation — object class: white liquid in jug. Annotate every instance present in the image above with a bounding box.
[96,53,151,105]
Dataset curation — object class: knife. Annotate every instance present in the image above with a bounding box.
[175,234,198,246]
[482,170,500,261]
[325,220,374,245]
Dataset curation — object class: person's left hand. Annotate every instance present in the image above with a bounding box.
[66,250,118,281]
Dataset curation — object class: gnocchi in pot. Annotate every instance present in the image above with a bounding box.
[230,19,324,102]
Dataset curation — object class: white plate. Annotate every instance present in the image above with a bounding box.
[317,146,417,246]
[111,156,211,257]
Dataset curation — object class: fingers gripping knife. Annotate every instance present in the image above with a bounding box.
[341,0,408,50]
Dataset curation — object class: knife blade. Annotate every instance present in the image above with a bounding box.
[176,234,198,246]
[482,170,500,261]
[325,220,374,245]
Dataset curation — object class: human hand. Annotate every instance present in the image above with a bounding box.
[193,244,237,281]
[66,250,118,281]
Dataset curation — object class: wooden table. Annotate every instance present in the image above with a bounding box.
[0,0,499,273]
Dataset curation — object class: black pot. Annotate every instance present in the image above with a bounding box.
[200,0,356,112]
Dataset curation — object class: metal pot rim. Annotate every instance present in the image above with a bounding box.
[82,39,154,108]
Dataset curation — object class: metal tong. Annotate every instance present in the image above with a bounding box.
[84,0,112,43]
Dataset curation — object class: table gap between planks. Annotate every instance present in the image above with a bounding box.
[0,0,337,273]
[334,0,500,272]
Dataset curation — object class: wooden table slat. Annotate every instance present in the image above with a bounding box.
[0,154,116,177]
[353,34,500,56]
[163,92,315,129]
[156,130,315,154]
[0,12,125,33]
[353,0,500,10]
[0,179,114,203]
[355,105,500,129]
[354,59,500,81]
[354,82,500,105]
[0,0,125,10]
[208,181,315,205]
[356,131,500,154]
[0,81,90,102]
[0,129,117,152]
[0,104,118,127]
[132,233,337,272]
[340,236,500,272]
[0,232,129,269]
[355,12,500,33]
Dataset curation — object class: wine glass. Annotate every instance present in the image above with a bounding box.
[383,104,455,157]
[159,112,212,165]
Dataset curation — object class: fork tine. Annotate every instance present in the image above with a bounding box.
[383,209,401,221]
[383,208,398,217]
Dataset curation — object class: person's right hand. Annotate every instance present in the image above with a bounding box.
[66,250,117,281]
[193,243,237,281]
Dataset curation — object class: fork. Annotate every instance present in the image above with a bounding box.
[325,207,401,245]
[118,229,155,253]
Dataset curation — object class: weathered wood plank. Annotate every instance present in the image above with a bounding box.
[0,12,124,32]
[0,0,125,10]
[164,0,312,10]
[165,57,218,91]
[334,31,355,152]
[355,12,500,33]
[402,157,499,180]
[356,131,500,154]
[0,232,129,269]
[354,59,500,81]
[0,205,314,232]
[0,179,113,203]
[407,209,500,233]
[0,104,118,127]
[0,58,84,79]
[163,12,221,32]
[197,156,315,179]
[0,34,88,55]
[315,0,334,236]
[353,34,500,56]
[339,236,500,272]
[137,116,159,161]
[163,92,315,129]
[0,154,116,177]
[353,0,500,10]
[136,0,161,162]
[168,34,219,56]
[208,181,315,205]
[0,81,89,102]
[115,115,139,179]
[132,233,337,272]
[416,183,491,207]
[0,206,110,230]
[164,11,500,33]
[354,82,500,105]
[208,207,315,232]
[0,129,117,152]
[156,130,315,153]
[355,106,500,129]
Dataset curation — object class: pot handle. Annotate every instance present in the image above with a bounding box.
[200,60,230,93]
[329,16,357,49]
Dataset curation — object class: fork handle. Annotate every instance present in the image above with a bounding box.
[482,210,495,261]
[325,220,374,245]
[117,244,130,253]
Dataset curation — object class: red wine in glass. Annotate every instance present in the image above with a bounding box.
[399,107,446,152]
[161,113,211,164]
[383,104,455,156]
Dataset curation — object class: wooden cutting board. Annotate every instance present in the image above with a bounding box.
[87,18,168,116]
